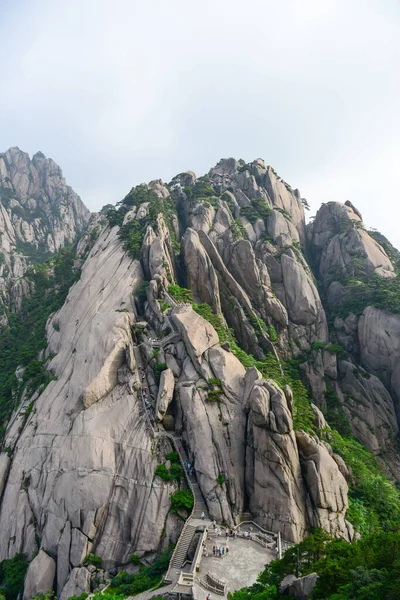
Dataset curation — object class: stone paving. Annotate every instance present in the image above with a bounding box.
[194,530,276,599]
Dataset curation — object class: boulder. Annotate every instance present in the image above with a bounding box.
[310,404,329,430]
[281,254,317,326]
[156,368,175,420]
[59,567,91,600]
[171,306,219,366]
[23,549,56,600]
[281,572,318,599]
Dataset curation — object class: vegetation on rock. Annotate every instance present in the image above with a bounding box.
[101,545,174,598]
[169,489,194,514]
[0,246,79,444]
[0,554,29,600]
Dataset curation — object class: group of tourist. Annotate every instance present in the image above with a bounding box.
[212,522,237,540]
[183,460,195,476]
[212,544,229,558]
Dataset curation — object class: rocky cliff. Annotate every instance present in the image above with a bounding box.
[0,157,399,599]
[0,147,90,288]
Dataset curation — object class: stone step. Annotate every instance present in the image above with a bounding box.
[170,525,196,568]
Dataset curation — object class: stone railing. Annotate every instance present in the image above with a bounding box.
[191,529,208,574]
[235,519,276,537]
[200,572,227,596]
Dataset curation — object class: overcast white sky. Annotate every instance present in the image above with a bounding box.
[1,0,400,246]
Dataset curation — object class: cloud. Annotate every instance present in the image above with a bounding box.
[1,0,399,246]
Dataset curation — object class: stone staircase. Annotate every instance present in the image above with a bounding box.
[170,523,197,569]
[192,482,208,519]
[163,433,210,583]
[167,433,209,519]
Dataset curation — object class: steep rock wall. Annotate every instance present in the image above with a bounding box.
[0,227,182,597]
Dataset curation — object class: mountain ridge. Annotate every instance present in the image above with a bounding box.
[0,156,400,600]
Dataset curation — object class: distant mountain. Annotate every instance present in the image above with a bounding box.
[0,147,90,283]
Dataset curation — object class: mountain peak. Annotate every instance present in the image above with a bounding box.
[0,148,90,283]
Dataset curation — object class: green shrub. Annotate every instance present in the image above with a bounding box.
[84,553,102,568]
[155,464,169,480]
[169,463,184,480]
[154,362,167,382]
[108,545,174,596]
[159,301,171,312]
[166,451,179,463]
[155,462,183,482]
[216,473,225,485]
[170,490,194,513]
[311,341,347,359]
[228,583,278,600]
[230,219,248,241]
[325,387,351,437]
[0,553,29,600]
[32,593,56,600]
[240,198,272,225]
[240,206,259,223]
[207,389,223,402]
[118,219,145,259]
[130,554,141,565]
[311,341,328,351]
[168,285,193,303]
[183,177,215,201]
[327,343,347,358]
[267,324,278,343]
[329,273,400,320]
[101,204,124,227]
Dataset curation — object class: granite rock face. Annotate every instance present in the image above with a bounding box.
[358,307,400,420]
[245,376,308,542]
[0,227,181,595]
[296,431,353,540]
[0,157,399,598]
